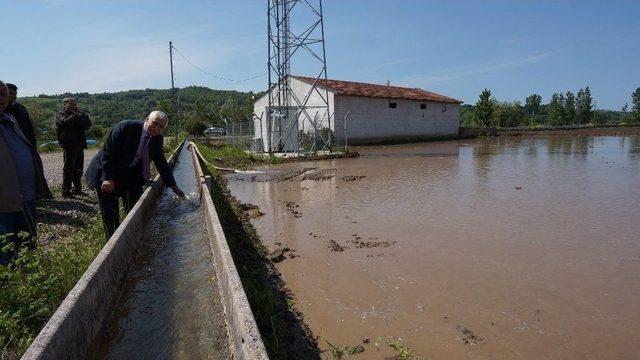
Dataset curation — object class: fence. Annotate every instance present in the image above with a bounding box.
[221,110,350,155]
[223,118,256,150]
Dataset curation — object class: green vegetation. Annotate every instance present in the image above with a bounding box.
[473,88,494,127]
[324,339,365,359]
[18,86,261,143]
[386,337,423,360]
[0,206,104,359]
[200,145,282,169]
[196,144,317,359]
[632,87,640,123]
[463,86,638,128]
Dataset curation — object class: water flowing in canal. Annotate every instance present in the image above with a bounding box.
[227,135,640,359]
[95,145,230,359]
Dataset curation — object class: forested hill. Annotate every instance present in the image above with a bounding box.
[18,86,261,141]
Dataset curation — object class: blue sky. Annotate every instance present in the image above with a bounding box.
[2,0,639,109]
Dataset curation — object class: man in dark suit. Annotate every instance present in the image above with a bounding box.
[86,110,185,239]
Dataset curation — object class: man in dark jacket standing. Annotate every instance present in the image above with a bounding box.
[0,81,49,264]
[6,83,53,199]
[55,97,91,197]
[6,83,37,147]
[86,111,184,239]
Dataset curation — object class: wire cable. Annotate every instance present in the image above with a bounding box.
[171,45,266,83]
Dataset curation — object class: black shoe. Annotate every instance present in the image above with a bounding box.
[72,189,88,196]
[61,192,75,199]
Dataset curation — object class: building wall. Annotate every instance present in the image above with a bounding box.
[252,78,460,150]
[252,77,334,151]
[333,95,460,143]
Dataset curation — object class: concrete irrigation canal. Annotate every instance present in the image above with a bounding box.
[22,141,268,360]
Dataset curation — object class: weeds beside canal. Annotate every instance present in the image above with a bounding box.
[200,144,284,169]
[0,191,104,360]
[197,144,321,359]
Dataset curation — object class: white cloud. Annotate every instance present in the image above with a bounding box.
[361,57,420,73]
[399,51,553,87]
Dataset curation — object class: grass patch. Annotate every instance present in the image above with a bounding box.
[0,207,104,359]
[387,337,423,360]
[199,143,358,171]
[196,144,319,359]
[199,144,283,169]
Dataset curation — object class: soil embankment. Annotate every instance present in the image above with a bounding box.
[497,124,640,137]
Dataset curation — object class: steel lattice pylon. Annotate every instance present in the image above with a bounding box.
[267,0,331,153]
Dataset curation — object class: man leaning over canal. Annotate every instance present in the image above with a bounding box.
[0,81,49,264]
[86,111,185,239]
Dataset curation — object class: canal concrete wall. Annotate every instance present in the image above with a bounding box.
[189,143,269,360]
[22,141,185,360]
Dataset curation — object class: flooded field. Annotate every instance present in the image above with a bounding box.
[95,147,230,359]
[227,136,640,359]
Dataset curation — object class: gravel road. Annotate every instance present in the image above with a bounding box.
[40,149,99,188]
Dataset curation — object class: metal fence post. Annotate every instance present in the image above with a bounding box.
[344,111,350,152]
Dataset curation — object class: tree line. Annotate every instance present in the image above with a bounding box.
[19,86,261,141]
[464,87,640,128]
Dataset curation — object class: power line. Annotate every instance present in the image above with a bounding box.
[171,45,266,83]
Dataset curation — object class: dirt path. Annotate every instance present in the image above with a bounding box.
[40,148,99,188]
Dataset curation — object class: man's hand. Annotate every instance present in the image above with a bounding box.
[171,186,186,198]
[101,180,115,193]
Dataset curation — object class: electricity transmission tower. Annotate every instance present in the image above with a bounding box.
[266,0,330,153]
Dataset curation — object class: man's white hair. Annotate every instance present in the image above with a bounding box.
[148,110,168,122]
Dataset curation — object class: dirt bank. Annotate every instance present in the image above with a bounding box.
[497,124,640,137]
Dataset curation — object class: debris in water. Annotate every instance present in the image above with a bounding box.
[270,247,294,263]
[328,239,346,252]
[239,202,264,219]
[301,168,336,181]
[341,175,366,182]
[282,200,302,218]
[349,235,396,249]
[456,325,483,345]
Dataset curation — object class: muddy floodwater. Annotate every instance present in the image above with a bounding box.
[227,136,640,359]
[95,146,230,359]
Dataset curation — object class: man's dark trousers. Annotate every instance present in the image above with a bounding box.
[97,185,143,239]
[62,146,84,193]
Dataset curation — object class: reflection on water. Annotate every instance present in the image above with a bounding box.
[227,136,640,359]
[96,146,230,360]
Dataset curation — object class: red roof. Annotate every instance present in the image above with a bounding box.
[292,75,462,104]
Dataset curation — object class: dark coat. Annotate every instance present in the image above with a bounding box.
[0,114,52,212]
[85,120,176,191]
[6,102,37,147]
[55,110,91,149]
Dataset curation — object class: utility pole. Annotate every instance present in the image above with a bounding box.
[169,41,181,133]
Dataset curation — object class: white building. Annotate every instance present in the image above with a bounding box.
[252,75,462,151]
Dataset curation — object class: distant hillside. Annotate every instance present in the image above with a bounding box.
[18,86,261,141]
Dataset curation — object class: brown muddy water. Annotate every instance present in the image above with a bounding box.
[227,136,640,359]
[95,146,230,359]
